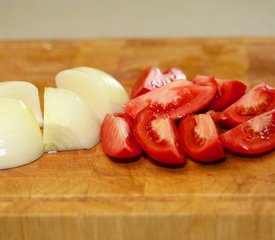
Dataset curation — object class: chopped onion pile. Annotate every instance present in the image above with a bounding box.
[0,67,129,168]
[0,81,43,127]
[0,98,44,169]
[43,87,100,152]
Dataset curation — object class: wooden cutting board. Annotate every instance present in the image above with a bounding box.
[0,38,274,240]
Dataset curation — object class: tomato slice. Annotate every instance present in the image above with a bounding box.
[220,109,275,155]
[131,67,187,98]
[125,80,217,120]
[194,75,247,111]
[133,109,186,165]
[179,113,225,162]
[222,83,275,127]
[100,113,142,159]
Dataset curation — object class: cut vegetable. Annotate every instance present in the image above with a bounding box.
[179,113,225,162]
[133,109,186,165]
[131,66,187,98]
[193,75,247,111]
[43,87,100,152]
[56,67,129,122]
[0,81,43,127]
[0,98,44,169]
[101,113,142,159]
[125,80,216,120]
[74,66,129,104]
[220,109,275,155]
[222,83,275,127]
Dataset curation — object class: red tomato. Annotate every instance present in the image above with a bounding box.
[194,75,247,111]
[220,109,275,155]
[222,83,275,127]
[125,80,217,120]
[133,109,186,165]
[179,113,225,162]
[163,67,187,80]
[131,67,187,98]
[100,113,142,159]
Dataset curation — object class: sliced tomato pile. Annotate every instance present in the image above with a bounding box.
[100,67,275,167]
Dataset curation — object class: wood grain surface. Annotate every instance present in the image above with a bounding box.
[0,38,274,240]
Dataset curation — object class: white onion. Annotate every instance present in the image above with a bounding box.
[55,67,129,122]
[0,98,44,169]
[0,81,43,127]
[43,87,100,152]
[73,67,129,104]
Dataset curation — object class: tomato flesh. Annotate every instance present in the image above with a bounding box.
[222,83,275,127]
[220,109,275,155]
[133,109,186,165]
[131,67,187,98]
[194,75,247,111]
[179,113,225,162]
[125,80,217,120]
[100,113,142,159]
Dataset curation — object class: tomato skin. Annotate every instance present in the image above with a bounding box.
[222,83,275,127]
[133,109,186,165]
[131,67,186,98]
[100,113,142,159]
[194,75,247,111]
[125,80,216,120]
[220,109,275,155]
[179,114,225,162]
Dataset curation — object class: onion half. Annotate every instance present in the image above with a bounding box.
[0,98,44,169]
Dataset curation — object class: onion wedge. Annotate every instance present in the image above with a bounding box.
[73,66,129,105]
[0,98,44,169]
[43,87,100,152]
[55,67,129,122]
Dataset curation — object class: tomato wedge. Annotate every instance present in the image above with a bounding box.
[131,67,187,98]
[163,67,187,80]
[179,113,225,162]
[220,109,275,155]
[100,113,142,159]
[194,75,247,111]
[133,109,186,165]
[222,83,275,127]
[125,80,217,120]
